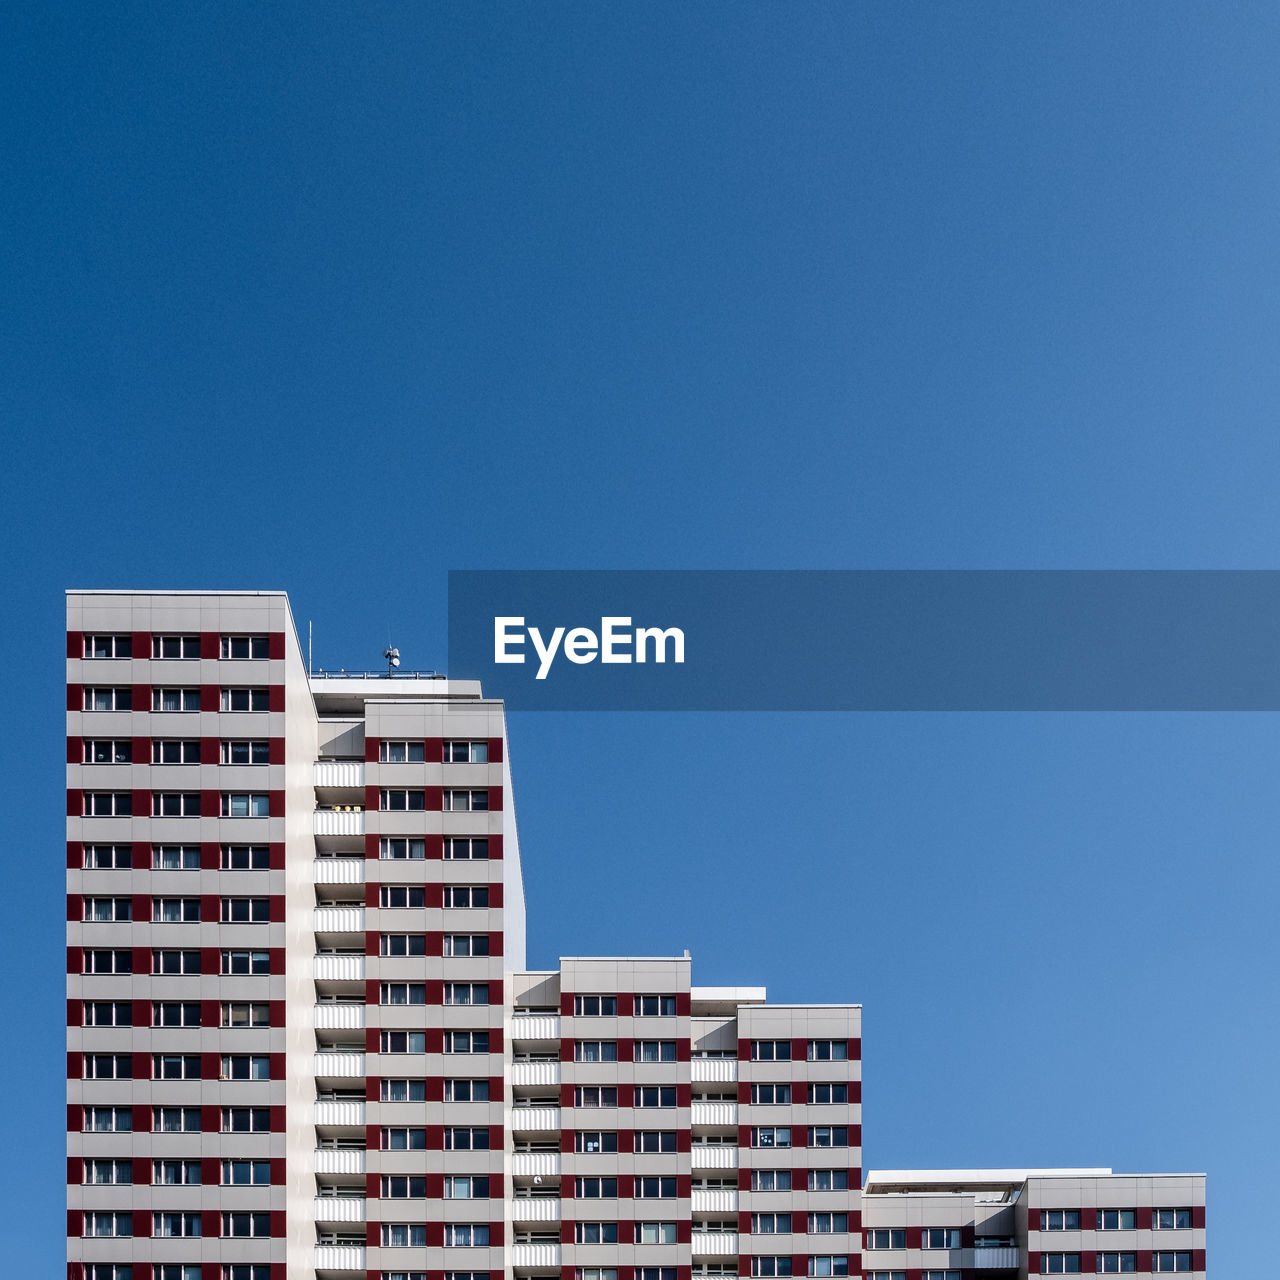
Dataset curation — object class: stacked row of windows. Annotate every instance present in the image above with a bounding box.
[572,996,679,1016]
[749,1040,851,1061]
[381,836,490,860]
[81,688,272,711]
[76,1002,274,1045]
[1040,1209,1195,1230]
[748,1260,853,1278]
[81,1107,275,1132]
[81,949,272,973]
[82,739,271,763]
[865,1229,959,1249]
[81,1211,271,1236]
[380,789,491,811]
[81,843,270,868]
[80,793,274,816]
[81,897,272,922]
[83,1266,271,1280]
[380,740,490,762]
[377,885,492,907]
[1040,1256,1193,1275]
[80,1054,270,1078]
[81,634,270,659]
[83,1159,270,1184]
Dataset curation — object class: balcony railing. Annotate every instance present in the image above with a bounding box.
[315,1003,366,1030]
[974,1247,1020,1270]
[510,1014,561,1041]
[690,1101,738,1127]
[691,1146,739,1169]
[691,1232,739,1257]
[315,761,365,789]
[315,1052,365,1078]
[691,1189,739,1213]
[691,1059,739,1083]
[314,1196,366,1222]
[315,1148,366,1175]
[509,1105,560,1132]
[315,953,366,982]
[511,1061,562,1087]
[511,1151,562,1178]
[314,907,365,934]
[509,1243,562,1268]
[314,1244,366,1271]
[314,858,366,885]
[315,1100,366,1127]
[511,1198,562,1223]
[313,809,365,837]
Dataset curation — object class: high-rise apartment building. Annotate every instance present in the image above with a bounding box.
[66,591,1203,1280]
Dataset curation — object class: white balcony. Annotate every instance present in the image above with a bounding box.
[315,761,365,789]
[510,1014,561,1041]
[314,809,365,837]
[314,907,365,934]
[509,1243,562,1268]
[510,1105,560,1131]
[314,1244,366,1271]
[315,953,366,982]
[975,1247,1020,1270]
[314,1196,366,1222]
[692,1059,738,1083]
[315,1148,367,1175]
[511,1151,562,1178]
[315,1052,365,1078]
[691,1146,739,1170]
[511,1197,562,1222]
[315,1100,366,1127]
[692,1189,738,1214]
[315,1003,366,1029]
[314,858,366,884]
[691,1232,738,1257]
[691,1101,738,1127]
[511,1061,561,1087]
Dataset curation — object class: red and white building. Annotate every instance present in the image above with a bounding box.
[66,590,1203,1280]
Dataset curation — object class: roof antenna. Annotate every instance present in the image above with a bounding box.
[383,645,400,675]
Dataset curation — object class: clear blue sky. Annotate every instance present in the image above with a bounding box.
[3,2,1277,1271]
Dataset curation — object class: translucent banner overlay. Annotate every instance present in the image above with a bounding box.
[447,570,1280,710]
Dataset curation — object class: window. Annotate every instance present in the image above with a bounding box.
[444,982,489,1006]
[751,1126,790,1148]
[152,1054,201,1078]
[222,843,269,869]
[153,739,199,763]
[84,1106,133,1132]
[635,1085,677,1108]
[1040,1258,1081,1275]
[221,687,269,711]
[445,1079,490,1102]
[445,740,489,762]
[152,949,199,974]
[574,995,618,1016]
[443,1273,487,1280]
[221,635,269,659]
[807,1127,849,1148]
[221,897,270,922]
[153,688,200,711]
[751,1260,792,1277]
[923,1229,960,1249]
[809,1170,849,1191]
[222,1107,271,1132]
[635,1177,678,1199]
[153,1107,200,1132]
[382,1175,428,1198]
[154,898,200,921]
[83,1001,132,1026]
[444,789,489,811]
[84,844,131,868]
[84,1054,133,1079]
[85,634,133,658]
[444,1030,489,1054]
[575,1040,619,1062]
[381,1128,427,1150]
[808,1260,849,1277]
[752,1213,792,1234]
[807,1040,848,1061]
[221,739,270,764]
[85,738,132,763]
[1153,1209,1193,1230]
[808,1083,848,1104]
[810,1214,849,1234]
[153,1212,201,1237]
[383,1225,428,1247]
[380,788,426,811]
[382,1031,428,1054]
[222,1268,270,1280]
[445,1127,491,1150]
[576,1222,620,1244]
[444,885,489,908]
[86,1269,136,1280]
[444,1225,490,1247]
[575,1085,618,1107]
[637,1040,678,1061]
[576,1131,619,1153]
[575,1177,619,1198]
[84,949,132,974]
[154,792,201,816]
[1097,1256,1136,1273]
[577,1271,618,1280]
[1151,1256,1191,1274]
[84,896,132,921]
[222,1001,270,1027]
[83,1211,132,1237]
[444,1175,491,1198]
[222,1212,271,1237]
[84,687,133,711]
[445,933,490,956]
[222,1055,270,1080]
[751,1040,791,1061]
[157,1270,201,1280]
[221,792,270,816]
[153,844,200,869]
[381,837,426,860]
[751,1083,791,1104]
[381,934,427,957]
[222,950,270,974]
[866,1230,906,1250]
[154,1160,201,1184]
[85,1159,132,1184]
[634,994,677,1016]
[1097,1210,1136,1231]
[381,885,426,908]
[637,1223,678,1245]
[633,1130,678,1152]
[380,740,426,762]
[152,1002,201,1027]
[923,1273,961,1280]
[153,635,199,658]
[84,791,132,815]
[752,1170,792,1191]
[444,837,489,860]
[381,983,427,1005]
[382,1079,428,1102]
[1041,1212,1081,1231]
